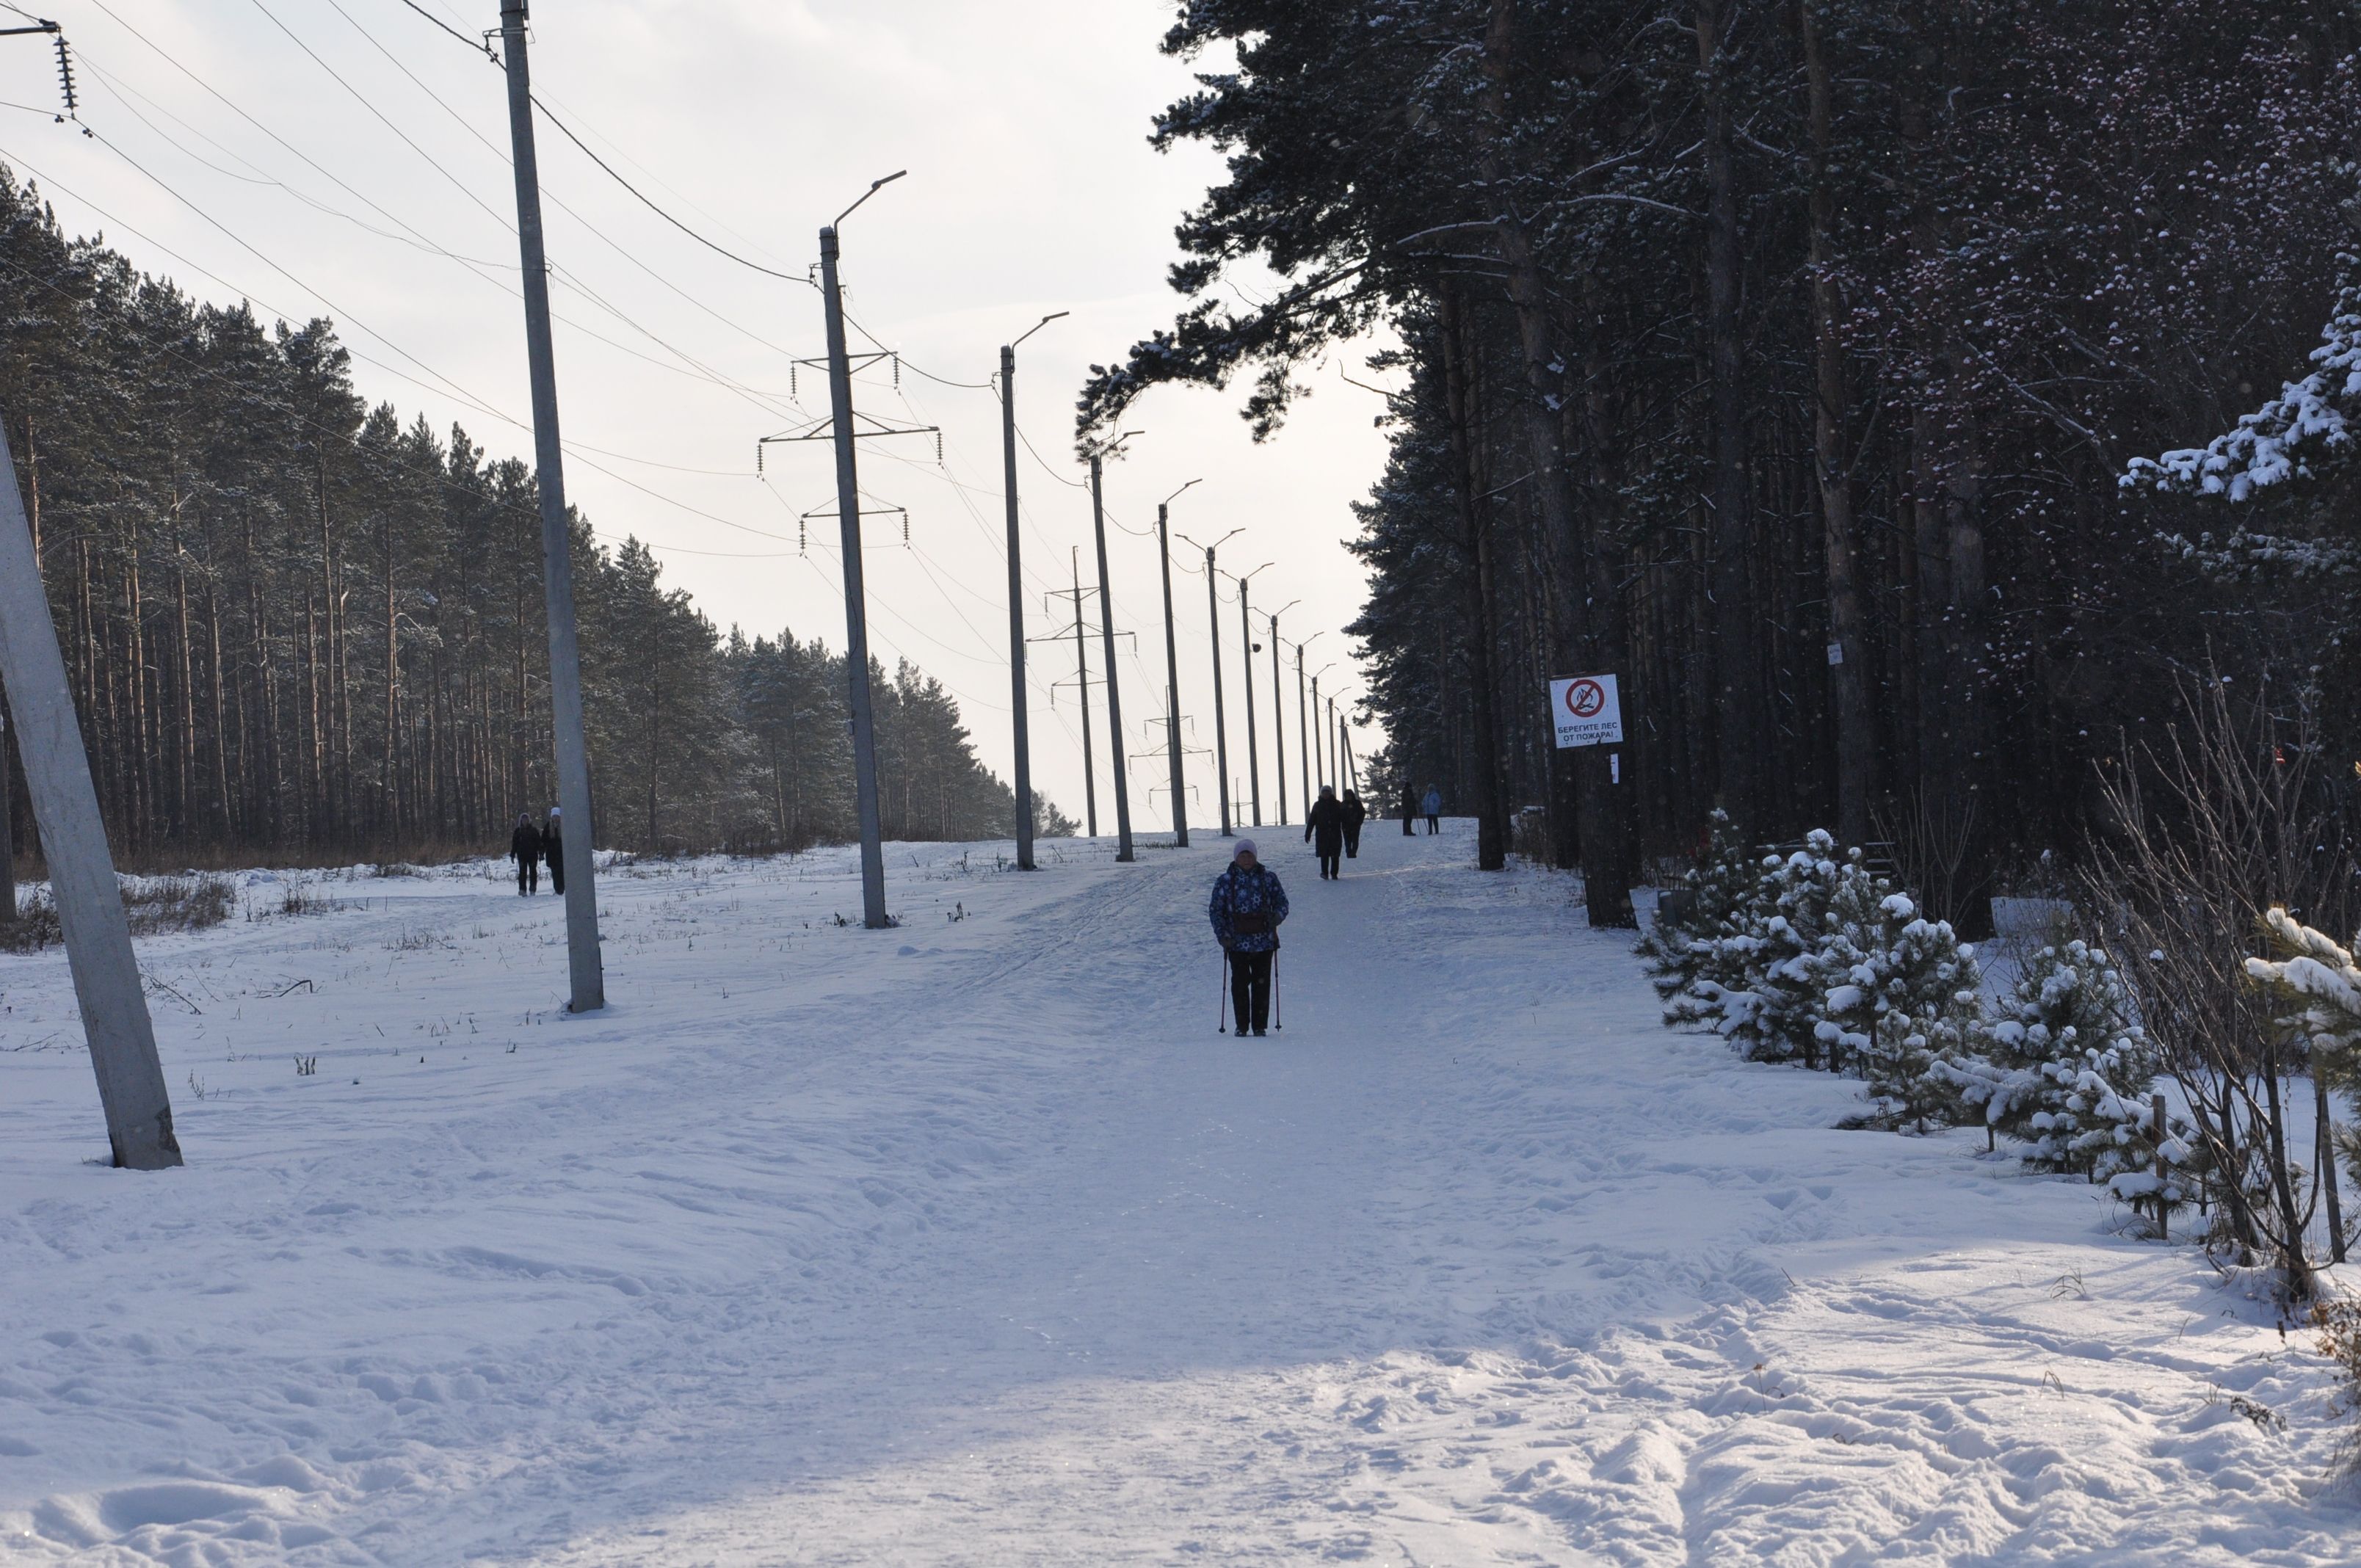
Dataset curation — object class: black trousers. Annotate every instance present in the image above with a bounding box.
[1402,812,1415,835]
[1343,824,1362,858]
[1229,948,1273,1033]
[516,857,537,894]
[1425,814,1439,833]
[547,846,566,895]
[1318,852,1341,878]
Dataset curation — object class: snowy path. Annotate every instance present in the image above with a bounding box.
[2,824,2356,1564]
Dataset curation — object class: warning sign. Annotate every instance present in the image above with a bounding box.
[1549,673,1624,749]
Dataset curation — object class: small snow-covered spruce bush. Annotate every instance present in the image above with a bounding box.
[1957,937,2166,1181]
[1808,848,1908,1075]
[1842,904,1984,1132]
[1635,809,1756,1005]
[1678,832,1847,1065]
[2100,1095,2200,1240]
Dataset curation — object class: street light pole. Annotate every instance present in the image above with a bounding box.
[1311,674,1325,793]
[998,311,1065,871]
[1296,634,1324,817]
[1089,441,1139,863]
[1070,548,1097,838]
[1311,662,1338,797]
[1234,567,1272,829]
[1153,479,1200,849]
[500,0,605,1006]
[1268,603,1296,827]
[1181,527,1243,837]
[819,186,901,929]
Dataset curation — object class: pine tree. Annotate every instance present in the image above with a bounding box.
[1673,832,1844,1064]
[1635,809,1756,1001]
[1838,896,1984,1130]
[1981,937,2161,1178]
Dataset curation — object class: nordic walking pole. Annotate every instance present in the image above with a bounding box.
[1273,949,1283,1031]
[1219,949,1230,1034]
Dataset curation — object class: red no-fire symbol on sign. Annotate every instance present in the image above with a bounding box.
[1564,678,1606,719]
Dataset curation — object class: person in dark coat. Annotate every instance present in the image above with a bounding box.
[1305,784,1346,879]
[509,813,543,896]
[1208,839,1288,1037]
[1401,781,1417,835]
[1341,789,1366,858]
[543,806,565,896]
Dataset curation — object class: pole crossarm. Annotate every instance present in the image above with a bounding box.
[758,409,938,450]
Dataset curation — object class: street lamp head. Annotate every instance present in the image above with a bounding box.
[834,169,907,228]
[1090,428,1146,463]
[1010,310,1070,350]
[1161,477,1203,509]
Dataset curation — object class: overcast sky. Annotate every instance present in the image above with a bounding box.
[0,1,1395,833]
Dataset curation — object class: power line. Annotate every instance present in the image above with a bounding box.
[390,0,812,289]
[236,0,804,419]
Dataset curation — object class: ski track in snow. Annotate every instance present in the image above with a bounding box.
[1,823,2356,1564]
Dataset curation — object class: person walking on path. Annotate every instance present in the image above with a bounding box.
[1401,780,1417,836]
[543,806,567,896]
[1305,784,1346,879]
[509,813,543,896]
[1341,789,1366,859]
[1421,785,1443,835]
[1208,839,1288,1037]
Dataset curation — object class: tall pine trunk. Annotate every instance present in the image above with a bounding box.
[1801,0,1874,847]
[1696,0,1763,840]
[1476,0,1636,924]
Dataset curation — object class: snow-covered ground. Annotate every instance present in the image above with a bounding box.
[2,823,2356,1564]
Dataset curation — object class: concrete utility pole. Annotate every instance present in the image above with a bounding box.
[998,312,1065,871]
[1065,551,1098,838]
[1296,641,1313,816]
[1311,662,1338,796]
[815,177,908,929]
[1330,696,1342,794]
[1235,568,1271,829]
[1311,674,1326,791]
[1152,482,1198,849]
[1088,449,1136,863]
[499,1,604,1010]
[999,341,1033,869]
[0,704,13,924]
[0,416,180,1168]
[1185,533,1244,836]
[1268,603,1296,826]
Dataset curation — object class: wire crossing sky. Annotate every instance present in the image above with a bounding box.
[0,1,1393,830]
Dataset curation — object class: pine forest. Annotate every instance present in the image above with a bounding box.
[1087,0,2361,935]
[0,172,1066,870]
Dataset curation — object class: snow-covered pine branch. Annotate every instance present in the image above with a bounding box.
[2123,269,2361,500]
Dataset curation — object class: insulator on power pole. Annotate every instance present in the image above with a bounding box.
[54,37,76,122]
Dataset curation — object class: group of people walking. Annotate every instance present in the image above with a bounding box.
[1400,783,1443,834]
[508,808,567,896]
[1302,785,1366,879]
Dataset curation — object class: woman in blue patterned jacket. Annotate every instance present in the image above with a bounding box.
[1208,839,1290,1037]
